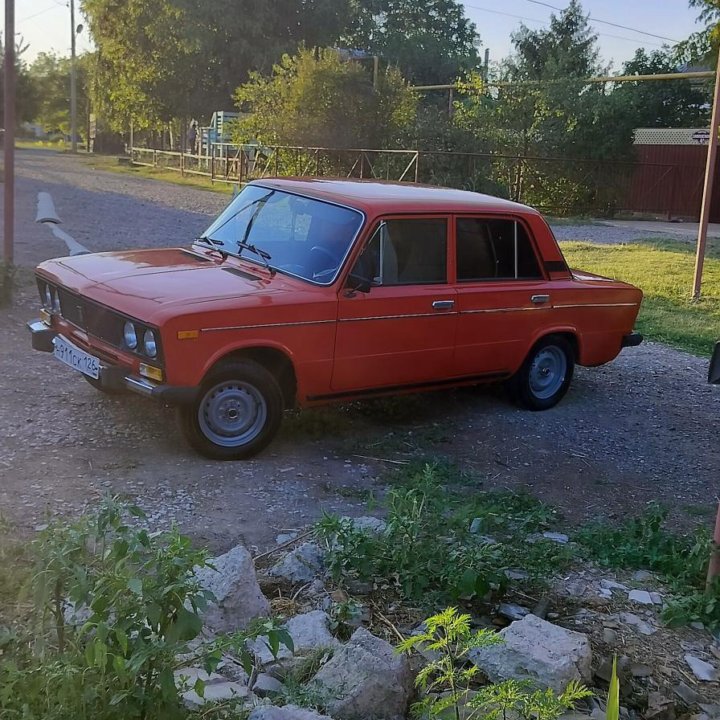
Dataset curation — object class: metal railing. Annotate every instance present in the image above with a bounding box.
[129,142,704,218]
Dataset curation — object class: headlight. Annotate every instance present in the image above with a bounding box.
[123,321,138,349]
[44,284,52,309]
[143,329,158,358]
[51,288,61,313]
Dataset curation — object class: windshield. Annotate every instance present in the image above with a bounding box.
[200,185,364,285]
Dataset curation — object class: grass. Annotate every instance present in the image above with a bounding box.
[561,238,720,356]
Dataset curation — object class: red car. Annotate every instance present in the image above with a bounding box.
[28,179,643,459]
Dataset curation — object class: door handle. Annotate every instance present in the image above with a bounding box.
[531,294,550,304]
[432,300,455,310]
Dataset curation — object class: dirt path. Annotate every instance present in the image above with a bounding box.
[2,149,719,552]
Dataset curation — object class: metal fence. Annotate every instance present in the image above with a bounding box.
[130,142,700,219]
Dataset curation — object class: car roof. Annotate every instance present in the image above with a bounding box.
[251,178,540,217]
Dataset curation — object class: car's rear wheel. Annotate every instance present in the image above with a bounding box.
[178,359,283,460]
[508,335,575,410]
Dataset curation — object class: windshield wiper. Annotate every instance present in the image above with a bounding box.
[193,236,229,261]
[236,241,276,276]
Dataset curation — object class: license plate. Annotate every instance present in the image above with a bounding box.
[53,335,101,379]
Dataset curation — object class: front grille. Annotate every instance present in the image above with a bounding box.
[56,286,124,344]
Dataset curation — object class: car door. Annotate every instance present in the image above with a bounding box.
[452,215,551,376]
[331,216,457,394]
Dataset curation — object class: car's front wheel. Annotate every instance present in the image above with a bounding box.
[508,335,575,411]
[178,359,283,460]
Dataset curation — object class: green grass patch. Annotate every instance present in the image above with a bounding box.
[561,238,720,356]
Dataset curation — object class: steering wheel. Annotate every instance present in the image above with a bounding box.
[310,245,339,268]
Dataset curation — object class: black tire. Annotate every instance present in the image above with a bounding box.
[178,359,283,460]
[507,335,575,411]
[83,374,127,395]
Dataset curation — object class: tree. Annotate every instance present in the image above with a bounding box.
[0,35,38,126]
[675,0,720,63]
[234,46,417,148]
[342,0,480,85]
[28,52,91,137]
[610,47,710,129]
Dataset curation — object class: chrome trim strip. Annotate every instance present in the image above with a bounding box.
[339,311,457,322]
[124,375,155,397]
[202,319,336,333]
[552,302,639,309]
[460,307,546,315]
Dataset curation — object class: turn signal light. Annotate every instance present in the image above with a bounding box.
[177,330,199,340]
[139,363,164,382]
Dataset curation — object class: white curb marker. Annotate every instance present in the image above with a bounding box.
[35,191,90,256]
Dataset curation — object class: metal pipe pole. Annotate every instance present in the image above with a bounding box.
[692,51,720,299]
[70,0,78,152]
[4,0,16,268]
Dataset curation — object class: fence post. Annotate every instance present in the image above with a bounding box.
[415,152,419,183]
[153,149,157,167]
[360,153,365,179]
[180,148,185,176]
[210,144,215,184]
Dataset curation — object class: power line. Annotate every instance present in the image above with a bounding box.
[17,3,61,24]
[464,3,666,48]
[524,0,681,43]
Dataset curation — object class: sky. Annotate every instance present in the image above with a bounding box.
[10,0,708,73]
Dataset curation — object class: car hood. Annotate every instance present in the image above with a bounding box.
[37,247,305,311]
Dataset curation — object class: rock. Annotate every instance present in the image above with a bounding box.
[617,612,657,636]
[497,603,530,622]
[252,673,284,698]
[194,545,270,632]
[174,667,227,689]
[505,569,529,581]
[311,627,412,720]
[249,705,333,720]
[600,579,628,592]
[630,663,653,678]
[646,692,675,720]
[182,681,253,707]
[542,532,569,544]
[343,515,387,535]
[268,543,325,584]
[685,654,719,682]
[674,682,705,706]
[699,704,720,717]
[248,610,340,666]
[469,614,592,693]
[602,628,618,644]
[632,570,653,582]
[628,590,654,605]
[276,533,298,545]
[649,592,663,605]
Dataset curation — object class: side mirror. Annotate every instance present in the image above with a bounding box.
[346,272,372,294]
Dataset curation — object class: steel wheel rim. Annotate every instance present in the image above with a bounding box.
[529,346,567,400]
[198,381,268,448]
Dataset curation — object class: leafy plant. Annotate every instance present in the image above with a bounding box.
[398,608,591,720]
[606,656,620,720]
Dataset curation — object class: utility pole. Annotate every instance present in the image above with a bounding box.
[692,49,720,299]
[4,0,16,269]
[70,0,78,152]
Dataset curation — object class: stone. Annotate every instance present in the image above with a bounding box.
[628,590,654,605]
[248,610,340,666]
[469,614,592,693]
[646,692,675,720]
[699,704,720,717]
[268,543,325,584]
[685,654,719,682]
[343,515,387,535]
[630,663,653,678]
[649,592,663,605]
[674,682,705,706]
[543,531,569,544]
[311,627,413,720]
[497,603,530,622]
[617,612,657,635]
[182,681,253,707]
[602,628,618,644]
[249,705,333,720]
[252,673,285,698]
[600,579,628,592]
[174,667,227,689]
[632,570,653,582]
[275,533,298,545]
[505,569,530,581]
[194,545,270,632]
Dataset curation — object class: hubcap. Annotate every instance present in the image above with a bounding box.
[529,346,567,400]
[198,381,268,448]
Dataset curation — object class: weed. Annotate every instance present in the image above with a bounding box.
[399,607,591,720]
[576,503,718,630]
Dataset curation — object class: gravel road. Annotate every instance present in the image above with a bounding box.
[2,149,718,551]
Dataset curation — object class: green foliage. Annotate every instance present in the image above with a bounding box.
[234,46,417,149]
[399,608,591,720]
[343,0,480,85]
[606,656,620,720]
[0,500,290,720]
[576,503,719,630]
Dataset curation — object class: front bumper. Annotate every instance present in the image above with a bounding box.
[27,320,197,405]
